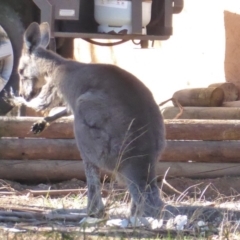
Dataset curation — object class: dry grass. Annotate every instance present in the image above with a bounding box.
[0,178,240,239]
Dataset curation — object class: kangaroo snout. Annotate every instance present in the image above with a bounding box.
[19,80,34,100]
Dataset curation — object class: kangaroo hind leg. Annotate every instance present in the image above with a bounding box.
[120,164,164,218]
[73,92,112,217]
[83,161,105,217]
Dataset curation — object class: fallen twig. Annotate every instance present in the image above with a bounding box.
[0,211,43,219]
[159,97,183,119]
[0,188,117,198]
[161,168,182,196]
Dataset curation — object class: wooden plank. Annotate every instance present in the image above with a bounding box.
[1,138,240,162]
[1,117,240,140]
[0,160,239,181]
[162,107,240,119]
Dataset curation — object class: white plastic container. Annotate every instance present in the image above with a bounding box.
[94,0,152,34]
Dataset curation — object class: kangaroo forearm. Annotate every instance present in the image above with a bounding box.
[44,108,68,124]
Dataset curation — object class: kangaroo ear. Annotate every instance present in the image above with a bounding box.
[39,22,50,48]
[24,22,41,53]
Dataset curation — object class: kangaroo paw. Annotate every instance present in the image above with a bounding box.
[31,120,49,134]
[3,89,25,107]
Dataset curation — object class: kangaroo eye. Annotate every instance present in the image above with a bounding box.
[19,68,24,75]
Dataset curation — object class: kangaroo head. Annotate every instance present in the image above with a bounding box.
[18,22,50,100]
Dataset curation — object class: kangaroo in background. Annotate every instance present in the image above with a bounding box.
[7,22,167,218]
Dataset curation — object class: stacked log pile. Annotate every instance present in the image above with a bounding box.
[1,117,240,182]
[163,82,240,119]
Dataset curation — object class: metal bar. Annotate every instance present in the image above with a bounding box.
[0,42,12,59]
[131,0,142,34]
[53,32,170,41]
[173,0,184,14]
[33,0,54,29]
[164,0,173,34]
[33,0,56,51]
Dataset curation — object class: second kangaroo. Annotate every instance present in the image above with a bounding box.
[13,22,167,218]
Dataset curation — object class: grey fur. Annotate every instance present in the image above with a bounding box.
[16,22,166,218]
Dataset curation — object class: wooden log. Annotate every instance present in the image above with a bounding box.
[19,106,44,117]
[0,160,85,182]
[2,117,240,141]
[208,82,239,102]
[162,107,240,119]
[0,160,240,181]
[162,140,240,162]
[0,116,74,139]
[1,138,240,162]
[222,101,240,107]
[172,88,224,107]
[0,138,80,160]
[165,119,240,140]
[156,162,240,179]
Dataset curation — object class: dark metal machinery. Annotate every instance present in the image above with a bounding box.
[33,0,183,49]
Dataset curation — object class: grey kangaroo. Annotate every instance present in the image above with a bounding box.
[8,22,167,218]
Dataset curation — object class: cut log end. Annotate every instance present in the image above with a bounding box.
[210,87,225,106]
[208,82,239,102]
